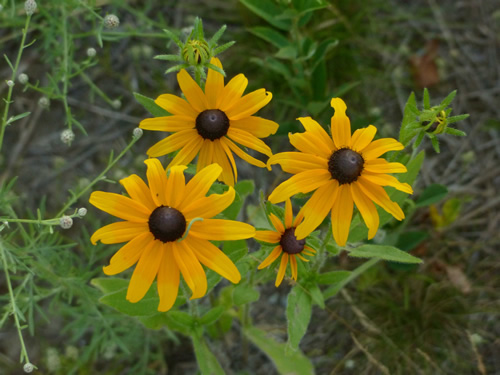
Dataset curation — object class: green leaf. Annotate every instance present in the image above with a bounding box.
[191,334,225,375]
[154,54,183,61]
[307,283,325,309]
[166,310,195,334]
[423,88,430,109]
[439,90,457,109]
[91,277,128,294]
[200,306,225,326]
[286,286,312,351]
[138,313,169,330]
[209,24,227,47]
[133,92,169,117]
[243,326,314,375]
[233,283,260,305]
[293,0,329,14]
[275,45,297,60]
[6,111,31,125]
[445,127,466,136]
[429,134,440,153]
[249,26,290,49]
[316,270,352,285]
[400,92,420,145]
[347,244,423,264]
[416,183,448,207]
[447,114,469,124]
[239,0,292,30]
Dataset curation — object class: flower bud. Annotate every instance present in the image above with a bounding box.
[132,128,143,139]
[112,99,121,109]
[6,80,14,87]
[60,129,75,145]
[77,208,87,217]
[23,363,34,373]
[38,96,50,109]
[103,14,120,29]
[18,73,29,85]
[24,0,37,16]
[86,47,96,57]
[59,216,73,229]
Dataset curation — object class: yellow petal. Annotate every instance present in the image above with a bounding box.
[218,73,248,111]
[269,213,285,233]
[103,232,153,275]
[351,182,379,239]
[255,230,281,244]
[189,219,255,240]
[171,242,195,295]
[177,69,209,112]
[144,158,168,206]
[226,89,272,121]
[91,221,149,245]
[186,236,241,283]
[290,255,298,281]
[126,239,163,303]
[165,165,187,208]
[268,152,328,174]
[363,159,407,174]
[120,174,156,211]
[157,244,180,312]
[275,253,289,287]
[351,125,377,152]
[213,139,235,186]
[294,180,339,240]
[182,186,235,219]
[182,163,223,204]
[284,198,293,228]
[175,240,207,299]
[155,93,198,118]
[205,57,224,108]
[257,245,282,269]
[227,127,272,157]
[165,135,204,170]
[362,172,413,194]
[222,137,266,168]
[139,115,195,132]
[297,117,335,151]
[146,129,198,157]
[196,140,215,172]
[357,176,405,220]
[268,169,332,204]
[220,137,238,183]
[230,116,279,138]
[330,98,351,149]
[89,191,150,222]
[289,131,333,159]
[331,184,353,247]
[361,138,404,160]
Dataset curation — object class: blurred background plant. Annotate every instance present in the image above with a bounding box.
[0,0,498,374]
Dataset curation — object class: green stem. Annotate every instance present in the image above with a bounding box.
[0,14,32,154]
[0,241,30,364]
[61,8,73,130]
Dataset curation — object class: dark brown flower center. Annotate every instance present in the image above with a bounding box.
[280,227,306,255]
[328,148,364,185]
[195,109,230,141]
[148,206,186,243]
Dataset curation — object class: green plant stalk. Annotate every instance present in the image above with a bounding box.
[80,71,115,107]
[61,7,74,130]
[0,14,32,154]
[0,241,30,364]
[56,134,140,217]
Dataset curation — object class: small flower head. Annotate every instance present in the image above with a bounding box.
[256,199,316,286]
[132,127,143,140]
[23,363,35,373]
[86,47,96,57]
[18,73,29,85]
[77,207,87,217]
[6,80,14,87]
[103,14,120,29]
[24,0,37,16]
[112,99,121,109]
[60,129,75,145]
[38,96,50,109]
[59,215,73,229]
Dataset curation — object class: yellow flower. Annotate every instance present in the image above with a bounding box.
[255,199,316,287]
[139,57,279,186]
[268,98,413,246]
[89,159,255,312]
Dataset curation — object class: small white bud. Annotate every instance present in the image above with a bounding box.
[6,80,14,87]
[24,0,37,16]
[103,14,120,29]
[132,128,143,139]
[112,99,121,109]
[77,208,87,217]
[59,216,73,229]
[86,47,96,57]
[38,96,50,108]
[60,129,75,145]
[18,73,29,84]
[345,360,355,369]
[23,363,34,373]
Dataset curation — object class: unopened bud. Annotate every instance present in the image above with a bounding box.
[59,216,73,229]
[77,208,87,217]
[24,0,37,16]
[60,129,75,145]
[112,99,121,109]
[23,363,34,373]
[6,80,14,87]
[86,47,96,57]
[38,96,50,109]
[132,128,143,139]
[18,73,29,85]
[103,14,119,29]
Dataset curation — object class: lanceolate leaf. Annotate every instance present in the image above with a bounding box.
[347,244,423,264]
[133,92,169,117]
[286,286,313,351]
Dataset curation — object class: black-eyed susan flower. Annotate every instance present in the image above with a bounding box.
[256,199,316,287]
[89,159,255,312]
[139,57,279,186]
[268,98,413,247]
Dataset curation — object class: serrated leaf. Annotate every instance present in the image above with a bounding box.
[240,0,292,30]
[243,326,314,375]
[133,92,169,117]
[286,286,312,351]
[347,244,423,264]
[416,183,448,207]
